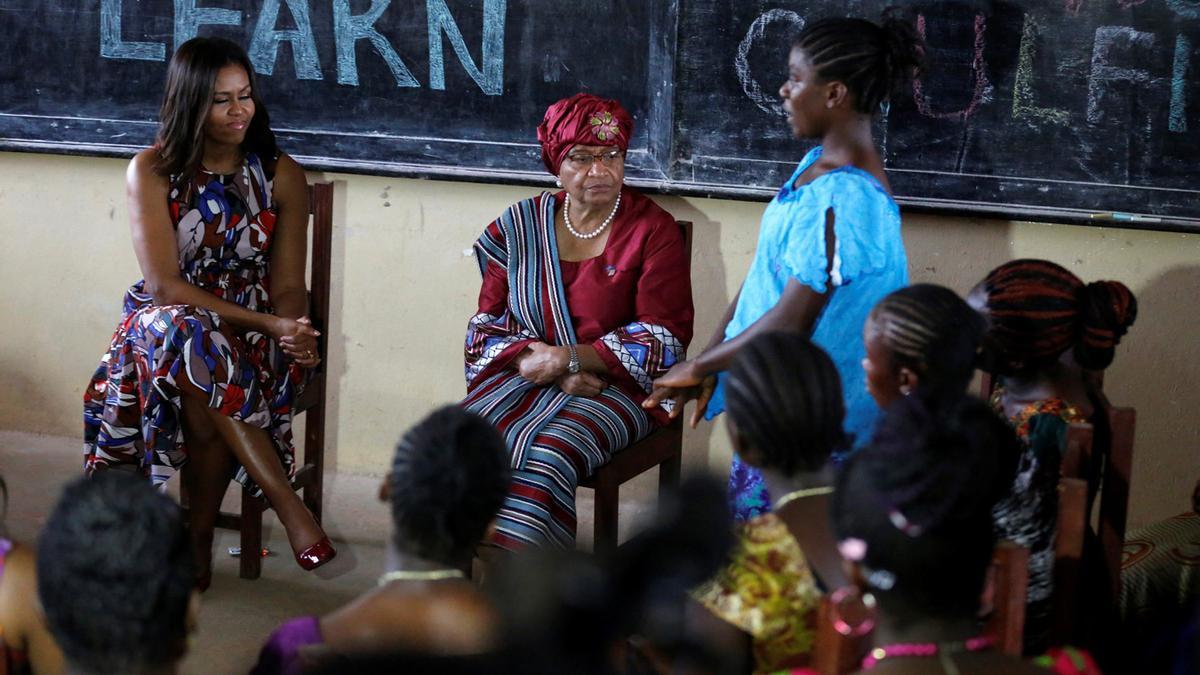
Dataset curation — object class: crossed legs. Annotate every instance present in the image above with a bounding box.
[180,394,326,586]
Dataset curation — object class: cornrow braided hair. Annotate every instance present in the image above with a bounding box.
[389,406,510,566]
[794,7,926,115]
[980,259,1137,373]
[725,332,847,477]
[869,284,985,408]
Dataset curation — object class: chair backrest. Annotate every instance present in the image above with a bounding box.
[293,182,333,415]
[813,595,870,674]
[307,182,334,363]
[1095,393,1136,599]
[812,540,1032,673]
[987,540,1030,656]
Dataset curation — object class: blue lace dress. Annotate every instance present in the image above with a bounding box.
[710,146,908,520]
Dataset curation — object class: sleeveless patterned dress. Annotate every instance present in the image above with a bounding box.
[83,152,303,495]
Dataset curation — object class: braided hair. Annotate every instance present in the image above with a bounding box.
[832,396,1019,618]
[388,406,510,567]
[725,332,847,476]
[793,7,926,115]
[974,259,1138,374]
[868,283,986,408]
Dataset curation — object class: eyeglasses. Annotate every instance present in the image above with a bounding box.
[566,149,625,169]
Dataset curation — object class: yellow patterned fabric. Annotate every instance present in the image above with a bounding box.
[694,513,819,673]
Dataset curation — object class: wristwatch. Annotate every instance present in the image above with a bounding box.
[567,344,581,374]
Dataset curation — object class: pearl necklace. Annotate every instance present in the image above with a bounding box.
[376,568,465,586]
[563,192,621,240]
[772,486,834,511]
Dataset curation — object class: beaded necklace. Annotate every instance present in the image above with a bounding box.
[772,486,834,511]
[376,568,465,586]
[861,635,993,672]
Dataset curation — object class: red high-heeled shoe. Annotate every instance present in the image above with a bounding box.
[296,537,337,571]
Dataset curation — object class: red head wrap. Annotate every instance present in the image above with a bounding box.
[536,93,634,175]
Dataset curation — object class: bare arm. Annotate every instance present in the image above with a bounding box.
[126,149,318,364]
[0,546,66,675]
[644,211,838,420]
[265,154,310,321]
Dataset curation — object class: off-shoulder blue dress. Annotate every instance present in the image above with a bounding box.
[709,146,908,520]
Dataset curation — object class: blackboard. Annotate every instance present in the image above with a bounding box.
[1,1,1197,230]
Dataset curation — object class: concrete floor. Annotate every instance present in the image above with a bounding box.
[0,430,659,674]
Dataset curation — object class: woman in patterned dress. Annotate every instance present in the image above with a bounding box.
[693,333,848,673]
[462,94,693,551]
[643,11,925,521]
[968,258,1137,652]
[83,37,334,588]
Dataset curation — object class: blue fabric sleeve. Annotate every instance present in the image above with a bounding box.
[779,170,899,294]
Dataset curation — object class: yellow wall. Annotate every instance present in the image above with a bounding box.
[0,151,1196,528]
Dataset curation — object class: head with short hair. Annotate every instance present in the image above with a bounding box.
[388,406,510,567]
[37,472,194,675]
[724,332,847,476]
[968,259,1138,375]
[832,396,1018,621]
[789,7,925,116]
[154,36,277,177]
[864,283,986,410]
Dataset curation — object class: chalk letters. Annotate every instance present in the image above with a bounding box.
[250,0,322,80]
[333,0,419,88]
[1087,26,1158,125]
[100,0,166,61]
[427,0,506,95]
[173,0,242,51]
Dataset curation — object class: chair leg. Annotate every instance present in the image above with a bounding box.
[592,475,620,557]
[659,453,682,493]
[239,487,265,580]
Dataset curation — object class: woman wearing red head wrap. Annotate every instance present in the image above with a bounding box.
[462,94,694,551]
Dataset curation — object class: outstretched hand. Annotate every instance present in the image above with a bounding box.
[642,361,717,428]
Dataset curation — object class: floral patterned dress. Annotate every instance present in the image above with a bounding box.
[83,153,303,495]
[694,513,821,673]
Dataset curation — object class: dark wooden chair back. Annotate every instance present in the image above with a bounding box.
[987,540,1031,656]
[812,595,870,674]
[205,182,333,579]
[578,220,692,555]
[810,540,1030,674]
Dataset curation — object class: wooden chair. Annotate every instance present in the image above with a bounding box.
[987,540,1032,656]
[1094,392,1136,601]
[1051,425,1092,646]
[813,594,870,675]
[811,541,1030,674]
[185,182,334,580]
[578,221,692,555]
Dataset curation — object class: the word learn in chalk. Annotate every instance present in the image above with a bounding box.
[100,0,507,95]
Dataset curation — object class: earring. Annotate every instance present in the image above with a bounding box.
[880,100,891,118]
[555,178,563,188]
[829,586,878,636]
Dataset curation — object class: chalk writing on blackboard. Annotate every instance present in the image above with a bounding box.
[99,0,507,94]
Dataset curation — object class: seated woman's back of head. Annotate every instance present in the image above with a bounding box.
[724,331,847,475]
[254,406,511,675]
[387,405,511,568]
[37,472,195,675]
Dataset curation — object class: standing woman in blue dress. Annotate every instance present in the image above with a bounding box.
[645,10,925,520]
